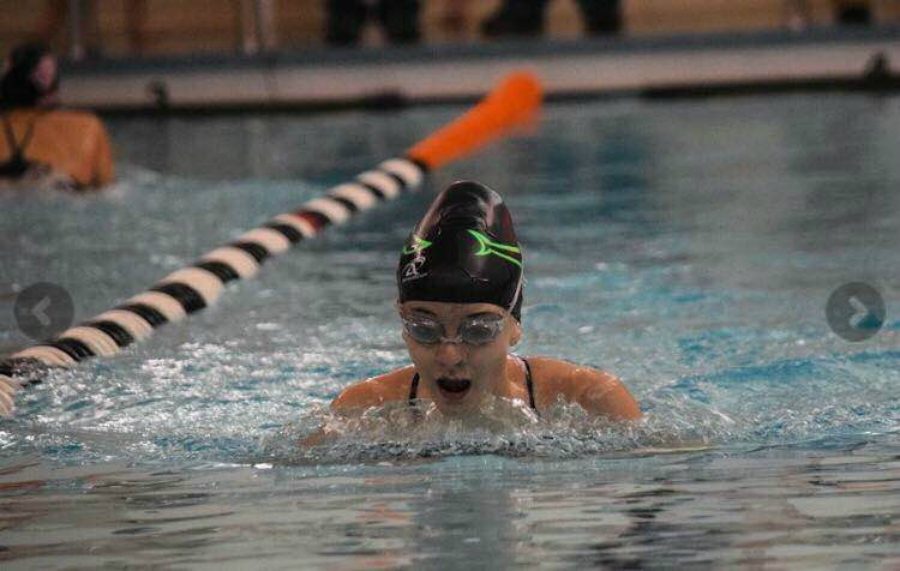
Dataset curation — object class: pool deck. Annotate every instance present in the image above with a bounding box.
[61,27,900,113]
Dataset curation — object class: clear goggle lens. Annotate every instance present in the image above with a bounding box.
[402,314,505,345]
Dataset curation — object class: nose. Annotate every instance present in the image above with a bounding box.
[434,339,465,368]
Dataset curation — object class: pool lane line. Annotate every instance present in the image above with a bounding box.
[0,71,542,416]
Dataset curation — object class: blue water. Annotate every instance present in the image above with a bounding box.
[1,94,899,568]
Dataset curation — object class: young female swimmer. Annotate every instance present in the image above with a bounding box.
[330,181,640,421]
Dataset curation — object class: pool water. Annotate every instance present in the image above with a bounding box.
[1,94,898,568]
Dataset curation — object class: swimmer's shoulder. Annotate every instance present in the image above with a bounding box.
[524,356,641,421]
[331,365,416,413]
[42,108,103,123]
[17,108,108,139]
[7,108,109,148]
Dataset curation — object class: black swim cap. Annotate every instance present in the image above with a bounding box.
[1,43,57,110]
[397,181,524,320]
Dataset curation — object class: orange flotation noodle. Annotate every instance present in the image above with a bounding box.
[406,71,542,171]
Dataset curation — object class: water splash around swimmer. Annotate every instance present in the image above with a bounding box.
[262,395,725,465]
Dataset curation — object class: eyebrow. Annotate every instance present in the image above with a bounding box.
[407,308,437,317]
[465,312,502,319]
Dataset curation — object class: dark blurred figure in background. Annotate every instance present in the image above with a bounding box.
[326,0,421,46]
[786,0,873,30]
[0,43,114,190]
[834,0,872,25]
[482,0,621,38]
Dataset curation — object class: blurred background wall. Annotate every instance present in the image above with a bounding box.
[1,0,898,60]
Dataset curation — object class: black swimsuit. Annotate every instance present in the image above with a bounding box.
[408,356,537,411]
[0,113,42,179]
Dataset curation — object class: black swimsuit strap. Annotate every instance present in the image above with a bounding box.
[408,372,420,406]
[2,113,40,156]
[2,115,19,153]
[521,357,536,411]
[407,358,537,411]
[19,116,40,153]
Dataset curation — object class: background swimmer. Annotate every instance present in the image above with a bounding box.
[0,43,114,190]
[328,181,641,427]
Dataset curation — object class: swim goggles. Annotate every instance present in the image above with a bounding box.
[401,313,506,346]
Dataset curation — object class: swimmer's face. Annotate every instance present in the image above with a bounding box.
[32,55,58,93]
[399,301,521,413]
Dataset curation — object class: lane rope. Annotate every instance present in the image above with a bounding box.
[0,71,542,416]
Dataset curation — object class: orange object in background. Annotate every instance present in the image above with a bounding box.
[406,71,542,170]
[1,108,114,189]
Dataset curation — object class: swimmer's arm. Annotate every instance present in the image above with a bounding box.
[0,376,19,417]
[298,428,330,447]
[295,386,373,448]
[565,367,642,421]
[330,368,412,414]
[298,375,402,447]
[331,378,392,413]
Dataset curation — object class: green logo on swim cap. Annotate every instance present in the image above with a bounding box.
[402,235,432,255]
[467,229,522,268]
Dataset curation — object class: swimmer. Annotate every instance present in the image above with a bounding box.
[0,43,114,190]
[330,180,641,422]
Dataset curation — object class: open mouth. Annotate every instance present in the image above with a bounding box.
[436,377,472,396]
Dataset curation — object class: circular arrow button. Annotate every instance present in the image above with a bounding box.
[826,282,885,342]
[14,282,74,341]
